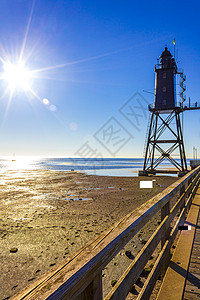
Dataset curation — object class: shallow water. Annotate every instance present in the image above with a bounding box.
[0,157,191,177]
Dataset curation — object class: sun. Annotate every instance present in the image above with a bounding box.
[2,61,31,91]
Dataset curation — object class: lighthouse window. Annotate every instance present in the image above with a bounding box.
[162,99,167,106]
[163,86,166,92]
[163,72,166,78]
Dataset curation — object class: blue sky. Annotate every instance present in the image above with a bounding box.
[0,0,200,158]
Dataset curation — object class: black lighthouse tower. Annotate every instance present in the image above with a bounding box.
[155,47,177,110]
[140,47,188,176]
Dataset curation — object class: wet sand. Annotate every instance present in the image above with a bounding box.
[0,169,178,299]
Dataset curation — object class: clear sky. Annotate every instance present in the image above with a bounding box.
[0,0,200,158]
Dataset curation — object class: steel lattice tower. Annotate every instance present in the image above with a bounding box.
[139,47,188,176]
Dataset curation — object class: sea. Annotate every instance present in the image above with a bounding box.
[0,157,192,177]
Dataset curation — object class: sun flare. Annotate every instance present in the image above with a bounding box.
[2,61,31,91]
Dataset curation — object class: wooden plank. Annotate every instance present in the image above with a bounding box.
[105,182,191,299]
[184,211,200,298]
[187,272,200,281]
[188,264,200,274]
[193,241,200,246]
[105,179,197,300]
[137,239,170,300]
[75,272,102,300]
[137,192,194,300]
[179,184,186,219]
[191,244,200,250]
[161,201,170,275]
[189,261,200,267]
[105,211,177,300]
[192,232,200,239]
[184,283,200,293]
[183,291,200,299]
[190,257,200,264]
[156,188,200,300]
[161,201,170,248]
[190,248,200,256]
[93,272,103,300]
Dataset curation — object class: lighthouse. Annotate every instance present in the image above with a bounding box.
[139,46,187,176]
[154,47,177,110]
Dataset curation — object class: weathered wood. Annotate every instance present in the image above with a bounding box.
[179,184,185,218]
[106,172,200,300]
[183,291,200,299]
[11,166,200,300]
[161,197,174,276]
[93,272,103,300]
[74,272,102,300]
[183,193,200,299]
[185,172,200,213]
[179,184,185,197]
[137,184,198,300]
[106,183,194,300]
[156,187,200,300]
[137,203,189,300]
[74,281,94,300]
[137,239,170,300]
[105,214,173,300]
[184,283,200,294]
[161,201,170,255]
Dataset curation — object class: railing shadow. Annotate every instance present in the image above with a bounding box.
[170,261,200,288]
[185,220,200,230]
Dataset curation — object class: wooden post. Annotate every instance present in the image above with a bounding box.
[75,273,102,300]
[179,184,185,217]
[93,272,103,300]
[161,201,170,277]
[161,201,170,249]
[187,177,192,195]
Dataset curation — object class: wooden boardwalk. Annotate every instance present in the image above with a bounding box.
[183,207,200,299]
[10,166,200,300]
[157,186,200,300]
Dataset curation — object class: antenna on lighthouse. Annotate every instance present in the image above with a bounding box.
[173,38,176,61]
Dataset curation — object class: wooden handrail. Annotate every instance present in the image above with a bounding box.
[107,169,200,299]
[11,166,200,300]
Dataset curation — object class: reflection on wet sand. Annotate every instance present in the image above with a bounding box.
[0,169,178,299]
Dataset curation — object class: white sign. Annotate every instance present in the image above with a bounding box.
[140,181,153,188]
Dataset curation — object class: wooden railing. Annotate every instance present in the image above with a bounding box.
[12,166,200,300]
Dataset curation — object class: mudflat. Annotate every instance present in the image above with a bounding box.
[0,169,178,299]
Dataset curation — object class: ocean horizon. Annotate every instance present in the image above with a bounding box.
[0,157,193,177]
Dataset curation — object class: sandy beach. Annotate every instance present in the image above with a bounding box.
[0,169,178,299]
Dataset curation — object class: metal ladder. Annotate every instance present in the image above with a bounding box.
[143,112,151,157]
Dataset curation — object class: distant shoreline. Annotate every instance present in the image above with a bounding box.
[0,157,192,177]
